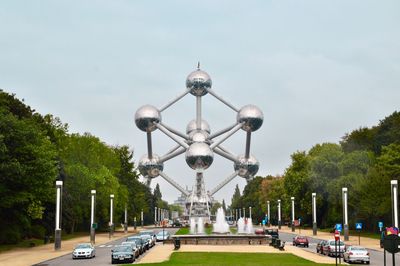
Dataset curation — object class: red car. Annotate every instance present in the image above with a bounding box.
[293,235,309,247]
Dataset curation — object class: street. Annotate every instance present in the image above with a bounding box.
[279,231,400,265]
[34,228,178,266]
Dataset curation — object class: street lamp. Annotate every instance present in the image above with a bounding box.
[249,206,252,219]
[124,204,128,234]
[342,188,349,241]
[155,207,158,226]
[141,209,144,227]
[109,194,114,239]
[291,197,295,232]
[54,181,63,250]
[90,190,96,244]
[312,193,317,235]
[267,201,270,227]
[391,180,398,228]
[277,199,281,229]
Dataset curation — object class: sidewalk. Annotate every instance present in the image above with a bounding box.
[0,228,137,266]
[274,226,381,250]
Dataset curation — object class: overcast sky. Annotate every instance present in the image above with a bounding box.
[1,0,399,204]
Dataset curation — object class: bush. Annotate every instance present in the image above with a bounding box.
[0,226,22,244]
[30,225,46,239]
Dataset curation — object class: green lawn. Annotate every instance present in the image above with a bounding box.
[127,252,333,266]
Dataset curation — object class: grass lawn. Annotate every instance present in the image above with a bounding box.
[127,252,333,266]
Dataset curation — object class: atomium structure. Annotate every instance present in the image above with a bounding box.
[135,64,263,219]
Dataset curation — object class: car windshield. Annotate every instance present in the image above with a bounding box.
[351,247,366,251]
[329,241,344,246]
[140,231,154,235]
[76,244,91,249]
[121,242,133,246]
[127,237,141,242]
[157,231,169,236]
[141,235,151,240]
[114,246,131,252]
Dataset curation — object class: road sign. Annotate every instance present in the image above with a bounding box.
[335,223,342,232]
[355,223,362,230]
[262,220,266,225]
[265,216,268,223]
[92,223,97,229]
[384,234,400,254]
[334,230,340,241]
[378,221,383,229]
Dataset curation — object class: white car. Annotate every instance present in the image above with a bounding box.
[343,246,370,264]
[72,243,95,259]
[156,231,170,241]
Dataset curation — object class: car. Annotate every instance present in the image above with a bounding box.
[293,235,309,247]
[111,245,135,264]
[120,241,140,258]
[72,243,95,259]
[140,234,153,248]
[343,246,370,264]
[316,240,327,254]
[126,236,146,254]
[139,230,156,246]
[172,220,182,227]
[323,240,345,257]
[265,229,279,239]
[156,231,171,241]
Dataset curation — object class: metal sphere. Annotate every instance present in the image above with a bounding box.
[189,130,208,142]
[138,154,163,178]
[237,104,263,132]
[186,119,211,135]
[186,69,212,96]
[185,142,214,170]
[135,105,161,132]
[234,155,259,178]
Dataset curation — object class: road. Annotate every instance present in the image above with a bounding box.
[279,231,400,265]
[35,228,178,266]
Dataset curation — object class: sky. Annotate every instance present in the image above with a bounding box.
[1,0,399,204]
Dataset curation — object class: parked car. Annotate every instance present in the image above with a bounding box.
[172,220,182,227]
[293,235,309,247]
[139,230,156,246]
[120,242,140,258]
[126,236,146,254]
[323,240,345,257]
[111,245,135,264]
[72,243,95,259]
[316,240,327,254]
[156,231,171,241]
[140,234,153,249]
[343,246,370,264]
[265,229,279,239]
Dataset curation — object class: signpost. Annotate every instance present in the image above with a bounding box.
[334,230,340,266]
[379,221,384,231]
[383,234,400,266]
[356,222,362,245]
[335,223,342,232]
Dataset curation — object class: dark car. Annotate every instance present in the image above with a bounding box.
[111,245,135,264]
[140,235,152,249]
[316,240,327,254]
[126,236,146,254]
[265,229,279,239]
[139,230,156,246]
[293,235,309,247]
[172,220,182,227]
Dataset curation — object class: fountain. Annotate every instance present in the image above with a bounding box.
[213,207,230,233]
[237,218,245,234]
[190,218,196,234]
[190,217,205,234]
[198,217,205,234]
[246,218,253,234]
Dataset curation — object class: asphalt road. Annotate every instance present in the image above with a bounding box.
[279,231,400,265]
[35,228,178,266]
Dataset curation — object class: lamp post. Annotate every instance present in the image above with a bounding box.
[155,207,158,226]
[249,206,252,219]
[312,193,317,235]
[391,180,398,228]
[291,197,295,232]
[159,208,161,224]
[124,204,128,234]
[239,208,242,218]
[54,181,63,250]
[109,194,114,239]
[90,190,96,244]
[141,209,144,227]
[243,207,246,219]
[267,201,270,227]
[277,199,281,229]
[342,188,349,241]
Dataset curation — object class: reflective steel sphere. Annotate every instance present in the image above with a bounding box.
[189,130,208,142]
[138,154,164,178]
[186,69,212,96]
[186,119,211,135]
[234,155,259,178]
[237,105,263,132]
[185,142,214,170]
[135,105,161,132]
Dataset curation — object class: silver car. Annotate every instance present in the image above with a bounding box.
[343,246,370,264]
[322,240,345,257]
[72,243,95,259]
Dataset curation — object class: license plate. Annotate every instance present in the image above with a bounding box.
[119,257,124,260]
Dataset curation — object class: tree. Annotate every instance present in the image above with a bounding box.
[230,184,241,209]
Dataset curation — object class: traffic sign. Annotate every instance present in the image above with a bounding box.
[355,223,362,230]
[334,230,340,241]
[384,234,400,254]
[262,220,266,225]
[335,223,342,232]
[92,223,97,229]
[378,221,383,229]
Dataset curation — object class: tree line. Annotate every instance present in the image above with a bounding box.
[0,90,169,244]
[230,111,400,232]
